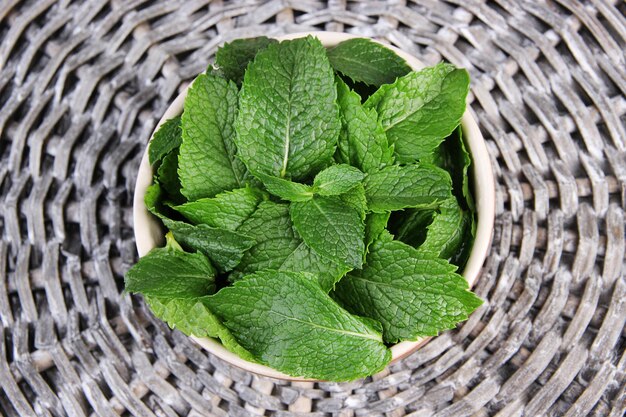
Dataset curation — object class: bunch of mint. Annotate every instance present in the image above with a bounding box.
[126,35,482,381]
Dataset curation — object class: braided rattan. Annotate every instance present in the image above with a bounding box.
[0,1,624,416]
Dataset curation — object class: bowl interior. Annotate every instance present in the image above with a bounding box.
[133,31,496,381]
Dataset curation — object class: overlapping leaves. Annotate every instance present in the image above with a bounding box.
[126,36,480,381]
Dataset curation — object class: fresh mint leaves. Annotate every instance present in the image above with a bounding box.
[126,35,480,382]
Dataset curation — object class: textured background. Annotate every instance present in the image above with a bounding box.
[0,0,625,416]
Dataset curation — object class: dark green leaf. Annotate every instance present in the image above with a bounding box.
[216,37,277,86]
[327,38,411,86]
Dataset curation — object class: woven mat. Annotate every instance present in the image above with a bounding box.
[1,1,625,416]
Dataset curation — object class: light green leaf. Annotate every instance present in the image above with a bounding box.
[364,164,452,213]
[149,116,182,166]
[365,63,469,162]
[327,38,411,86]
[164,219,255,272]
[208,270,391,381]
[235,36,340,180]
[179,73,246,200]
[333,239,482,343]
[335,77,394,173]
[125,242,216,298]
[290,195,365,269]
[147,296,256,362]
[256,174,314,202]
[313,164,364,196]
[216,36,278,86]
[173,187,264,230]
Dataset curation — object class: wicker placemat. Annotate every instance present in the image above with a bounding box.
[1,1,625,416]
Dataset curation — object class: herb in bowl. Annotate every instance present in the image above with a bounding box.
[126,35,482,381]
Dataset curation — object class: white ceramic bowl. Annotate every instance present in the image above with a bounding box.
[133,31,495,381]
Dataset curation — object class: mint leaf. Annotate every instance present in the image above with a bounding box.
[216,36,277,86]
[235,36,340,180]
[125,242,216,298]
[419,198,470,260]
[333,239,482,343]
[290,195,365,269]
[234,201,301,275]
[156,150,184,203]
[327,38,411,86]
[365,212,390,252]
[173,187,264,230]
[147,296,255,361]
[430,126,475,213]
[164,219,255,272]
[365,63,469,163]
[149,116,182,166]
[257,174,314,202]
[179,73,246,200]
[335,77,394,173]
[279,242,350,293]
[364,164,452,213]
[313,164,364,196]
[208,270,391,381]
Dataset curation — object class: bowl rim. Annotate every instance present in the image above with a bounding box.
[132,31,496,382]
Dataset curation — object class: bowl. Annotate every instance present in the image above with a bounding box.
[133,31,495,381]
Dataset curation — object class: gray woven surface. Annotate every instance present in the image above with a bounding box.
[0,0,625,416]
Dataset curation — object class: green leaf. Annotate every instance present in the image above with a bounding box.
[335,77,394,173]
[290,195,365,269]
[256,174,314,202]
[164,219,255,272]
[365,212,390,253]
[419,198,471,260]
[149,116,182,166]
[157,150,184,203]
[364,164,452,213]
[216,36,278,86]
[173,187,264,230]
[208,270,391,381]
[235,36,340,180]
[333,239,483,343]
[179,73,246,200]
[313,164,364,196]
[429,126,475,212]
[365,63,470,162]
[125,243,216,298]
[279,242,350,293]
[234,201,301,275]
[327,38,412,86]
[144,182,175,221]
[147,296,256,362]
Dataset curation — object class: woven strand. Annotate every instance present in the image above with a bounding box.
[0,1,625,416]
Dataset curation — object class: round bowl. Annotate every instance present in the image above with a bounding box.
[133,31,496,381]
